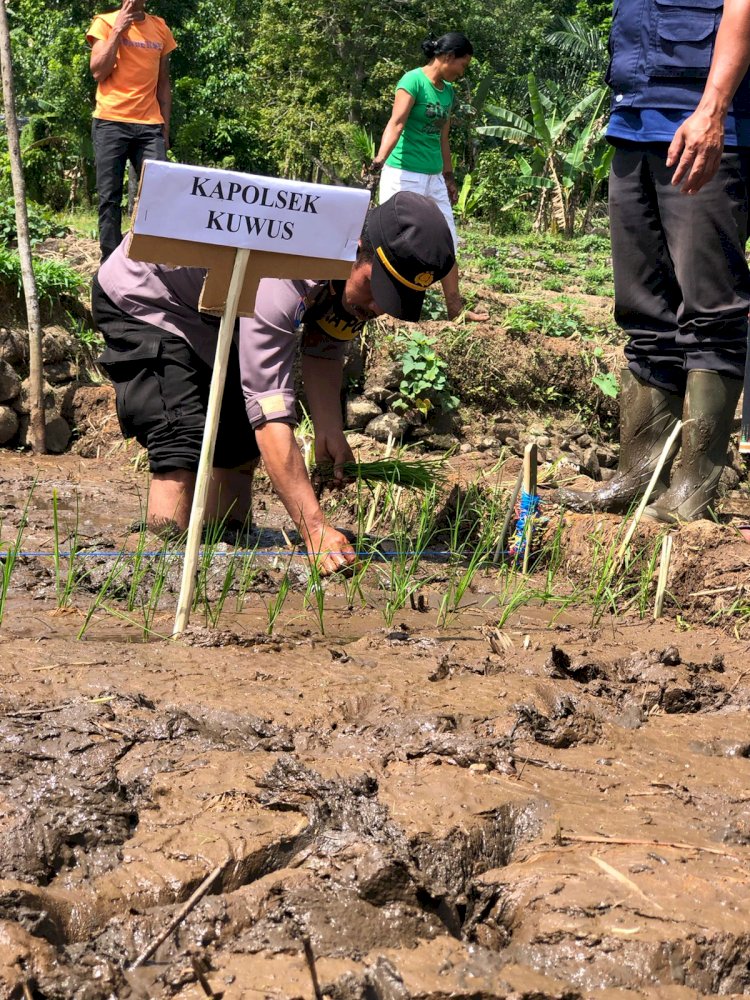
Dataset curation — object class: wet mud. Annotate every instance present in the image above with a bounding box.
[1,454,750,1000]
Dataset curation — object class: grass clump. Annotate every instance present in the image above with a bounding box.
[0,246,83,304]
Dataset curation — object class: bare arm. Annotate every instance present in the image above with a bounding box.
[157,55,172,146]
[668,0,750,193]
[372,89,416,168]
[88,0,143,83]
[440,118,458,203]
[254,421,355,574]
[302,354,355,481]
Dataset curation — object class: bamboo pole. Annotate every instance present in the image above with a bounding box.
[0,0,45,452]
[615,419,683,566]
[492,466,523,564]
[521,442,538,575]
[173,249,251,635]
[654,532,673,620]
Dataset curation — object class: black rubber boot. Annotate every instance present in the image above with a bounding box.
[644,369,743,524]
[558,368,683,513]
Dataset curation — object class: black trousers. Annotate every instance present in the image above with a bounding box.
[92,118,166,261]
[92,277,259,473]
[609,145,750,394]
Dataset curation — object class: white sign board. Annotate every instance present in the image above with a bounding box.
[132,161,370,261]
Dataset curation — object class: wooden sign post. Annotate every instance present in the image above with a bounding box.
[127,160,371,636]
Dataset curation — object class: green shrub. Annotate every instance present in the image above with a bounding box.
[0,246,82,303]
[473,148,531,234]
[394,330,458,417]
[504,301,586,338]
[0,197,68,247]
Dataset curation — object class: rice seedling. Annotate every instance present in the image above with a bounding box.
[125,521,152,613]
[637,532,665,618]
[437,484,506,627]
[343,553,373,611]
[140,538,180,637]
[495,567,536,628]
[234,535,263,613]
[304,559,327,636]
[376,485,438,627]
[316,456,446,491]
[193,511,235,624]
[0,486,34,627]
[52,488,83,610]
[77,547,129,639]
[264,569,292,636]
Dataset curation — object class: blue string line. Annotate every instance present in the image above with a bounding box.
[2,549,512,561]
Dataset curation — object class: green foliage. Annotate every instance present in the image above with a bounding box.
[477,71,613,236]
[0,198,68,247]
[0,247,83,303]
[592,371,619,398]
[454,173,487,220]
[505,300,589,339]
[395,331,458,416]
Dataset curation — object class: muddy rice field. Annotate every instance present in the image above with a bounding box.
[1,448,750,1000]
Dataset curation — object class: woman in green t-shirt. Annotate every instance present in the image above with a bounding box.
[370,33,488,322]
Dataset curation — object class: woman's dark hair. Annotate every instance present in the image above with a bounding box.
[421,32,473,61]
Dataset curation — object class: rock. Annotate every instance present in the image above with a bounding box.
[576,432,593,448]
[17,413,71,453]
[597,446,618,469]
[565,423,586,439]
[459,442,473,454]
[364,412,409,443]
[477,437,497,451]
[0,328,26,366]
[44,359,79,386]
[720,466,740,493]
[581,446,601,481]
[15,378,56,416]
[363,384,396,407]
[374,359,404,391]
[492,420,517,443]
[44,415,72,454]
[345,395,382,430]
[0,404,19,444]
[528,424,545,436]
[599,468,616,482]
[0,360,21,402]
[534,434,551,448]
[421,433,458,453]
[41,326,77,365]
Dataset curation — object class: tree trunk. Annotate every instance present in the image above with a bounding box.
[0,0,46,453]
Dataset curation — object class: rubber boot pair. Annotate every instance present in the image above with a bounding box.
[558,368,682,514]
[645,369,742,524]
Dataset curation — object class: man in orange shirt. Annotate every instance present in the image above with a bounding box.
[87,0,176,260]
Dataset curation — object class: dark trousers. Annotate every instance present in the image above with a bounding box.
[92,119,166,261]
[609,145,750,394]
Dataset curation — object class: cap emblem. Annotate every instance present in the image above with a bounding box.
[414,271,434,288]
[376,246,432,292]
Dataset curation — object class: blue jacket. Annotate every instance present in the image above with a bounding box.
[608,0,750,115]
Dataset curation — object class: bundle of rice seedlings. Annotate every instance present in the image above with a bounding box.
[314,457,446,490]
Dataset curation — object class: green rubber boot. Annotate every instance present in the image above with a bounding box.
[558,369,683,513]
[644,369,743,524]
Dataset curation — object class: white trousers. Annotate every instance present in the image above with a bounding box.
[378,164,458,251]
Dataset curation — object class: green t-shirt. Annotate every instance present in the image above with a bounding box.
[386,67,454,175]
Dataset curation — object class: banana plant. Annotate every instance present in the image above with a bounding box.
[477,72,612,236]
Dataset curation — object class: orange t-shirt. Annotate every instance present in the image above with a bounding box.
[86,11,177,124]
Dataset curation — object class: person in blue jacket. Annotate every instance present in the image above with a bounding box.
[562,0,750,523]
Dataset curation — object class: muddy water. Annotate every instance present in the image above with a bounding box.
[1,454,750,1000]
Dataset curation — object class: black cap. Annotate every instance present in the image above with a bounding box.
[368,192,455,322]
